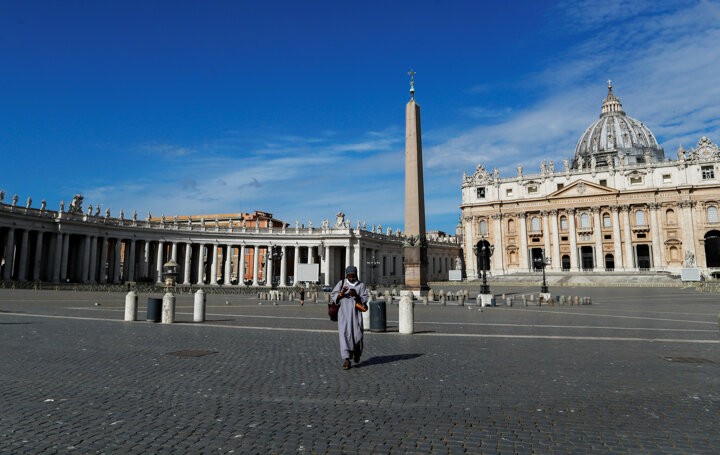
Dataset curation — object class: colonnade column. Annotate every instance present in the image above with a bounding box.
[323,244,330,285]
[197,244,206,285]
[128,239,136,282]
[33,231,44,281]
[80,235,91,282]
[60,233,70,282]
[3,227,14,280]
[621,206,634,270]
[183,243,193,285]
[88,236,98,282]
[155,241,164,284]
[52,232,63,282]
[648,203,663,269]
[238,245,246,285]
[293,245,300,285]
[210,244,219,285]
[567,209,578,270]
[224,245,232,285]
[17,230,29,281]
[252,245,260,286]
[279,246,287,286]
[550,210,561,271]
[518,212,529,272]
[611,206,623,270]
[592,208,603,269]
[113,239,122,283]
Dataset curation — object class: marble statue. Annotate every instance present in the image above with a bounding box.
[0,191,4,202]
[40,199,46,211]
[516,165,523,177]
[60,200,65,211]
[69,195,83,213]
[455,256,462,270]
[540,160,546,174]
[119,210,124,220]
[95,206,101,216]
[335,212,346,227]
[12,194,19,206]
[577,156,584,169]
[563,159,570,172]
[25,197,31,208]
[684,250,695,267]
[104,208,110,218]
[87,205,93,216]
[133,210,138,222]
[548,161,554,173]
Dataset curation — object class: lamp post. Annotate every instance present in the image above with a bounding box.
[473,237,494,295]
[534,248,550,293]
[366,255,381,286]
[270,245,283,288]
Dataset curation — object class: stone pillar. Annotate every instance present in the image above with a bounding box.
[252,245,260,286]
[568,209,578,270]
[649,203,663,269]
[293,245,300,285]
[399,290,414,334]
[490,214,504,275]
[88,236,98,283]
[680,201,697,262]
[33,231,44,281]
[141,241,150,279]
[127,239,136,282]
[621,206,634,270]
[542,210,551,267]
[196,244,205,285]
[114,239,122,283]
[2,227,14,280]
[518,212,529,272]
[592,208,603,269]
[182,243,192,285]
[464,216,475,279]
[210,244,219,285]
[224,244,232,285]
[279,245,287,287]
[81,235,91,283]
[611,206,623,270]
[52,232,63,282]
[323,244,331,285]
[155,241,164,284]
[17,230,29,281]
[60,233,70,282]
[238,244,246,285]
[550,210,560,271]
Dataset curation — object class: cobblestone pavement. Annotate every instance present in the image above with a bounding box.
[0,286,718,454]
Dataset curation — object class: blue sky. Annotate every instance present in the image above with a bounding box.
[1,0,719,233]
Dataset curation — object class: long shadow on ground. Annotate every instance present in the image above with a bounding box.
[356,353,423,368]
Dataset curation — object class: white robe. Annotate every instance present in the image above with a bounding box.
[331,278,370,360]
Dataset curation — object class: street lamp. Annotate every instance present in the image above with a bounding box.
[473,237,494,294]
[270,245,283,288]
[366,256,381,286]
[534,249,550,293]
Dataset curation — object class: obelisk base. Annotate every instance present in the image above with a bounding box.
[403,246,429,297]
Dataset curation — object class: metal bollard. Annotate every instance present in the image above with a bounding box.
[161,292,175,324]
[124,290,138,321]
[194,289,206,322]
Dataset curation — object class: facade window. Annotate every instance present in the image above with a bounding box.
[560,216,568,231]
[599,179,607,186]
[708,206,719,223]
[528,185,538,194]
[662,174,672,183]
[580,213,590,228]
[635,210,646,226]
[630,175,643,185]
[477,187,486,199]
[603,213,611,228]
[479,219,488,235]
[666,209,677,225]
[530,217,540,231]
[506,188,513,197]
[507,219,515,233]
[702,165,715,180]
[557,183,564,190]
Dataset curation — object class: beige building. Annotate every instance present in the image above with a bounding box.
[460,83,720,279]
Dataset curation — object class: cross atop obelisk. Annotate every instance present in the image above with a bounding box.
[403,70,428,296]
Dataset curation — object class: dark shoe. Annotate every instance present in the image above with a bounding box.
[353,350,361,364]
[342,359,351,370]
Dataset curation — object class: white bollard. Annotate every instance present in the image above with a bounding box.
[124,290,138,321]
[399,290,414,334]
[161,292,175,324]
[362,304,371,329]
[194,289,206,322]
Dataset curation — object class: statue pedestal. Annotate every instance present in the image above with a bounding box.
[681,268,702,281]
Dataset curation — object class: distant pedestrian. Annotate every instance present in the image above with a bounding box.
[299,288,305,306]
[331,266,369,370]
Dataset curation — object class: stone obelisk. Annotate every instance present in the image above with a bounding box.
[403,70,429,297]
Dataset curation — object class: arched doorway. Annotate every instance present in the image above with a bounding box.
[704,230,720,267]
[605,254,614,271]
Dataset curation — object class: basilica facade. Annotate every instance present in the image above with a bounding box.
[460,83,720,279]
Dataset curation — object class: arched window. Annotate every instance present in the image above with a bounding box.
[602,213,611,228]
[635,210,646,226]
[666,209,677,225]
[479,219,488,235]
[580,213,590,228]
[560,216,568,231]
[530,216,541,231]
[507,219,515,233]
[708,206,719,223]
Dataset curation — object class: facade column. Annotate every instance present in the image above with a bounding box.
[238,244,246,285]
[183,243,193,285]
[279,245,288,286]
[567,209,578,270]
[127,239,137,282]
[541,210,551,267]
[81,235,91,282]
[621,205,634,270]
[680,201,697,262]
[463,216,476,279]
[88,236,98,282]
[649,203,663,269]
[491,214,504,274]
[60,233,70,282]
[33,231,44,281]
[210,244,219,285]
[171,242,178,262]
[518,212,529,272]
[224,245,233,285]
[2,227,14,280]
[611,206,623,270]
[17,230,30,281]
[550,210,561,271]
[154,241,164,284]
[592,208,603,269]
[252,245,260,286]
[141,241,150,279]
[197,244,206,285]
[52,232,62,282]
[323,244,330,285]
[114,239,122,283]
[293,245,300,285]
[309,246,316,263]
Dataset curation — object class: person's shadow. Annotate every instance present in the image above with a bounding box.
[355,353,422,368]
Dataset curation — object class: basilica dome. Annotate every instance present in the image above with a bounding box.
[573,82,665,169]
